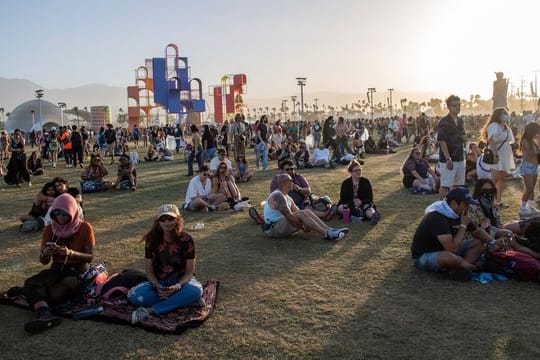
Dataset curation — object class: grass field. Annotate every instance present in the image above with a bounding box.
[0,146,538,360]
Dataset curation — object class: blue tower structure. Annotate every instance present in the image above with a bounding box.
[152,43,205,124]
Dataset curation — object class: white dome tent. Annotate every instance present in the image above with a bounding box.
[5,99,61,132]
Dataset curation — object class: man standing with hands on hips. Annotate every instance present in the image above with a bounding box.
[437,95,466,199]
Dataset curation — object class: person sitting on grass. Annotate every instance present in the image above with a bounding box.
[4,193,95,334]
[212,161,247,209]
[234,153,253,182]
[129,204,204,324]
[410,188,494,281]
[310,143,332,168]
[294,141,310,169]
[144,144,158,161]
[209,148,232,175]
[401,147,439,194]
[27,151,44,176]
[183,165,228,211]
[80,154,113,192]
[337,159,381,225]
[157,147,174,161]
[113,154,137,191]
[262,174,349,241]
[19,182,56,223]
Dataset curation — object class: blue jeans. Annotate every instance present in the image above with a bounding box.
[204,147,216,162]
[128,277,203,316]
[187,146,203,176]
[255,142,268,170]
[313,132,321,148]
[175,138,183,153]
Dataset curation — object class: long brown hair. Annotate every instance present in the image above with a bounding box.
[142,216,185,249]
[481,108,507,142]
[519,122,540,154]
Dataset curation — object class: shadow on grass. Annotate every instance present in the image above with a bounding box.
[310,256,540,359]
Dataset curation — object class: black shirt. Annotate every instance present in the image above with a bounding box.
[437,114,466,162]
[411,211,477,259]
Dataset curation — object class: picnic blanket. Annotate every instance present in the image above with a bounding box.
[1,280,219,334]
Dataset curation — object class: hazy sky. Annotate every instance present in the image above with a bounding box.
[2,0,539,102]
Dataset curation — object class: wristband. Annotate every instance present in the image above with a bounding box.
[459,224,467,230]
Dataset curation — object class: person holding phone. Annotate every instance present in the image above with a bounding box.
[128,204,204,324]
[4,193,95,334]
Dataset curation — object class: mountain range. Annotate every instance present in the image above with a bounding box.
[0,77,450,116]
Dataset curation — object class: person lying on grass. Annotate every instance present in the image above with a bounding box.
[262,173,349,241]
[410,188,497,281]
[5,193,95,334]
[129,204,204,324]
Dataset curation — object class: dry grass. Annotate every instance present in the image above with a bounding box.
[0,147,539,360]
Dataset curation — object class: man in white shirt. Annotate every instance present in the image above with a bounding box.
[184,165,227,211]
[310,144,331,168]
[209,149,233,174]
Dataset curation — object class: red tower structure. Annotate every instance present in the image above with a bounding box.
[209,74,247,123]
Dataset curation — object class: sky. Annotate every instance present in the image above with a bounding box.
[1,0,540,104]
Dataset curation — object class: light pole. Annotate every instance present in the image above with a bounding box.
[281,99,287,120]
[58,102,66,127]
[31,110,35,129]
[387,88,394,116]
[313,98,319,113]
[291,96,297,119]
[35,89,44,129]
[367,88,376,120]
[296,77,307,123]
[0,107,3,128]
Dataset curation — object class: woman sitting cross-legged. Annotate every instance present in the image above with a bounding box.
[113,154,137,191]
[5,194,95,334]
[338,160,381,225]
[27,151,44,176]
[129,204,204,324]
[80,154,113,192]
[401,147,439,194]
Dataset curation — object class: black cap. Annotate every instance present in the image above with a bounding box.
[446,188,479,206]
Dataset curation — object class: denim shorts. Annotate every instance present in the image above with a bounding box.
[414,238,473,272]
[520,161,539,176]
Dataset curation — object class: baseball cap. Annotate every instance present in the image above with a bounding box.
[446,188,479,206]
[156,204,180,219]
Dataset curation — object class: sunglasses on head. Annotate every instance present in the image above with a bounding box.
[159,215,176,222]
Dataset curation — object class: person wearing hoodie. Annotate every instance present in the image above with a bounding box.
[4,193,95,334]
[410,188,493,281]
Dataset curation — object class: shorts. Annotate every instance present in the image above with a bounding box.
[439,160,465,188]
[520,161,538,176]
[263,217,300,238]
[414,238,473,272]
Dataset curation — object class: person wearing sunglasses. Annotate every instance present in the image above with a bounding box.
[212,161,245,207]
[129,204,204,324]
[5,193,95,334]
[234,153,252,182]
[270,160,311,209]
[401,147,439,194]
[184,165,228,211]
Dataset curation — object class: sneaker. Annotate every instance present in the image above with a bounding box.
[529,206,540,215]
[448,269,473,282]
[248,207,264,225]
[370,212,381,225]
[326,229,345,241]
[131,307,150,324]
[333,227,350,235]
[519,207,536,218]
[24,307,61,334]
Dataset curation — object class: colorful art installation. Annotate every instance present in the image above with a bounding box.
[127,43,205,129]
[209,74,247,123]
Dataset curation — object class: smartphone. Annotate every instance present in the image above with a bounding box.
[46,242,58,248]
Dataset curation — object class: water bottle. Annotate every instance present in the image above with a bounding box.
[72,306,103,320]
[342,205,351,223]
[192,222,205,230]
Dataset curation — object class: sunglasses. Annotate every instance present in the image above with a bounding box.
[284,168,294,172]
[159,215,176,222]
[352,169,362,172]
[51,209,69,218]
[202,172,210,176]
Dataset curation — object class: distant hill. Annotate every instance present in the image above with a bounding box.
[0,77,451,116]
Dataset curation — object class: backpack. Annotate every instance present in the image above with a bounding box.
[97,269,147,304]
[79,262,109,298]
[485,250,540,282]
[309,194,332,212]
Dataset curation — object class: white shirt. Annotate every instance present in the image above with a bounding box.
[184,175,212,207]
[312,147,330,162]
[209,156,232,172]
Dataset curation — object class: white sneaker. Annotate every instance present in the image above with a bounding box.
[131,307,150,324]
[529,206,540,215]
